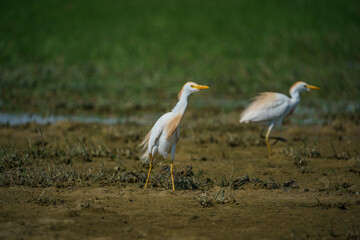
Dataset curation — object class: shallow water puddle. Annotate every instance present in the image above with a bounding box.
[0,112,152,126]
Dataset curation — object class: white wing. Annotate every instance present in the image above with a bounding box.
[140,113,172,161]
[140,112,182,162]
[147,113,173,152]
[240,92,290,124]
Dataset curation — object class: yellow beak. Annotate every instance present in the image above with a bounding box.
[306,85,320,90]
[193,85,210,90]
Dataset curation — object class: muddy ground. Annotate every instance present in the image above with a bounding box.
[0,112,359,239]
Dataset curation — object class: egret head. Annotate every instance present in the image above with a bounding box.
[178,82,209,100]
[290,81,320,96]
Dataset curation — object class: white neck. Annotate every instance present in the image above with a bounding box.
[289,88,301,108]
[290,89,300,100]
[172,90,190,115]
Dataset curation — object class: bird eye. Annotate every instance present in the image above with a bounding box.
[190,85,195,88]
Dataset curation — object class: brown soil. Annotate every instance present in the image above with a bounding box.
[0,112,359,239]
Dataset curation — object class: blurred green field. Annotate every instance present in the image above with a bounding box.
[0,0,359,115]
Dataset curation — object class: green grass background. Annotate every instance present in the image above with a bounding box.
[0,0,359,115]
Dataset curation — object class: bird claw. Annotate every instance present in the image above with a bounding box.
[272,137,287,145]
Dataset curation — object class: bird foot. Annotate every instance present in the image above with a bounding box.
[271,137,287,145]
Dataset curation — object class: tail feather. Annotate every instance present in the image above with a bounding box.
[139,130,151,162]
[239,111,251,123]
[139,130,151,150]
[240,92,276,124]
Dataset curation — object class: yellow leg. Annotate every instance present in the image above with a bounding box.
[170,163,175,191]
[265,127,272,157]
[144,154,153,189]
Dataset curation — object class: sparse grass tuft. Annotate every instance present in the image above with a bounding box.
[0,144,30,171]
[199,188,236,207]
[282,141,321,168]
[330,143,352,160]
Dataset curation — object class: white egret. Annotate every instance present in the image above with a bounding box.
[140,82,209,190]
[240,81,320,157]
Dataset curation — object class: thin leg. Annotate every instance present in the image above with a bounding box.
[260,126,286,145]
[170,144,176,191]
[144,153,153,189]
[170,163,175,191]
[265,125,274,157]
